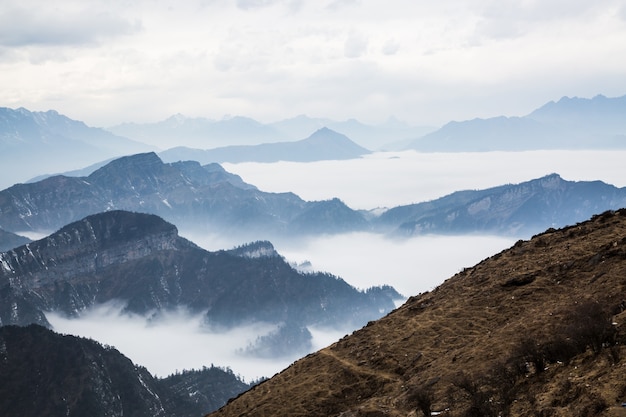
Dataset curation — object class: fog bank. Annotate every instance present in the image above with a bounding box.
[223,150,626,210]
[47,303,319,382]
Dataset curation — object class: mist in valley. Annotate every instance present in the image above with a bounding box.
[47,302,346,382]
[223,150,626,210]
[36,149,626,382]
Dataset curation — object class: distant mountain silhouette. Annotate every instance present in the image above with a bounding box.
[108,114,290,149]
[375,173,626,236]
[0,107,154,189]
[405,94,626,151]
[1,153,624,242]
[0,152,367,240]
[159,127,371,164]
[0,324,251,417]
[108,113,432,152]
[269,115,434,150]
[0,210,399,353]
[208,209,626,417]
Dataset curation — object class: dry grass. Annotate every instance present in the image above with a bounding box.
[209,209,626,417]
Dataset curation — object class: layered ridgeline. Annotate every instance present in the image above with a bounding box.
[2,152,626,243]
[0,107,153,189]
[209,209,626,417]
[158,127,371,164]
[0,210,399,353]
[405,94,626,151]
[0,152,367,240]
[0,324,251,417]
[374,173,626,237]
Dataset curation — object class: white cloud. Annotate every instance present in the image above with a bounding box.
[343,32,368,58]
[0,2,141,47]
[1,0,626,127]
[223,150,626,210]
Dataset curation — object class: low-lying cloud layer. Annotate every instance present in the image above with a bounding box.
[48,303,345,382]
[45,149,624,383]
[224,149,626,210]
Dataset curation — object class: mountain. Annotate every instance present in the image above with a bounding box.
[108,115,290,150]
[208,209,626,417]
[108,113,432,152]
[0,324,251,417]
[0,228,30,252]
[405,94,626,151]
[0,152,367,240]
[159,127,371,164]
[269,115,435,150]
[0,210,399,352]
[374,173,626,237]
[0,107,154,189]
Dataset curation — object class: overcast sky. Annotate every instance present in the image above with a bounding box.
[1,0,626,127]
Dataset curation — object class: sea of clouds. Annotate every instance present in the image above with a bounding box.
[50,149,626,382]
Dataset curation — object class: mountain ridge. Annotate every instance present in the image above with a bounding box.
[405,94,626,151]
[159,127,370,164]
[208,208,626,417]
[375,173,626,237]
[0,210,399,351]
[0,152,368,240]
[0,107,154,189]
[0,324,251,417]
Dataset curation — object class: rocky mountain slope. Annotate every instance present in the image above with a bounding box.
[0,107,153,189]
[0,152,367,240]
[159,127,371,164]
[405,94,626,151]
[0,210,398,353]
[375,173,626,237]
[209,209,626,417]
[0,324,250,417]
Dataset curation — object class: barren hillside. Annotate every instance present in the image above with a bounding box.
[209,209,626,417]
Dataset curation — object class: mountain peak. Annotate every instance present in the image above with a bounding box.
[55,210,179,245]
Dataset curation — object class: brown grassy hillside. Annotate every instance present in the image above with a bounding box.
[209,209,626,417]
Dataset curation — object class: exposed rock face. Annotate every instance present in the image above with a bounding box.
[208,209,626,417]
[0,152,367,240]
[0,211,398,341]
[0,324,251,417]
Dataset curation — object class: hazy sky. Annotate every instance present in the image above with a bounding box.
[1,0,625,127]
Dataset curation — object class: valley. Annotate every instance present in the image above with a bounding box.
[0,95,625,416]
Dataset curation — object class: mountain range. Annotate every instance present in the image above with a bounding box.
[2,94,625,190]
[0,324,252,417]
[158,127,371,164]
[0,152,368,241]
[108,114,433,151]
[0,107,154,189]
[374,173,626,237]
[0,210,399,353]
[406,94,626,151]
[1,152,625,244]
[208,208,626,417]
